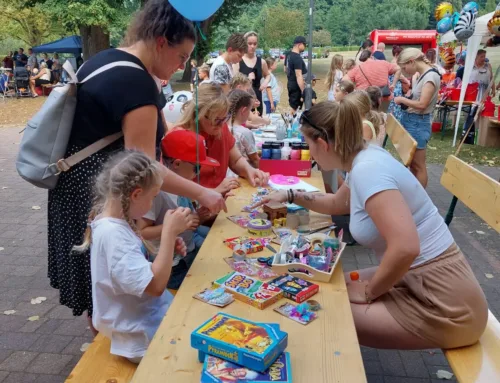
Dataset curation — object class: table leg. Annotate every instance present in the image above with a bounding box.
[441,106,448,140]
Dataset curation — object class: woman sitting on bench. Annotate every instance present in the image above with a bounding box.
[256,99,488,350]
[29,61,51,97]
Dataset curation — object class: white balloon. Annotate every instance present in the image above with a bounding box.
[162,91,193,124]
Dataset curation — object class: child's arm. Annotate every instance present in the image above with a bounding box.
[248,113,270,127]
[136,217,162,241]
[145,208,194,296]
[248,152,260,168]
[266,87,275,112]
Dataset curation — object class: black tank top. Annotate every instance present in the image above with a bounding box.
[239,56,263,91]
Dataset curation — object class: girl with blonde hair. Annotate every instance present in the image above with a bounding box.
[254,99,487,351]
[326,54,344,101]
[175,84,269,192]
[76,150,195,363]
[394,48,441,188]
[345,90,382,142]
[334,79,355,102]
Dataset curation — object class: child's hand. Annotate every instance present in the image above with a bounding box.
[190,213,200,230]
[163,207,195,236]
[197,206,212,222]
[175,237,187,257]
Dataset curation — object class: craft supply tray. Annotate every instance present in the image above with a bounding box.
[271,234,346,283]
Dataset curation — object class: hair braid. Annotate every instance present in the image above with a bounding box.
[228,89,254,127]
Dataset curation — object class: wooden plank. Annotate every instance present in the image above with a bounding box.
[65,333,137,383]
[385,114,417,167]
[441,155,500,233]
[445,311,500,383]
[131,172,366,383]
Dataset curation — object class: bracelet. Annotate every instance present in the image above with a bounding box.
[290,189,295,204]
[286,190,292,204]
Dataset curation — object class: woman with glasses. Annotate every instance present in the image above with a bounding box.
[254,99,487,351]
[173,83,269,195]
[393,48,441,189]
[47,0,226,332]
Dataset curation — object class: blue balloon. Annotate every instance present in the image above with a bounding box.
[463,2,479,14]
[170,0,225,21]
[451,11,460,28]
[437,17,453,33]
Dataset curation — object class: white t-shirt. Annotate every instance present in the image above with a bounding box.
[262,73,281,103]
[409,69,441,115]
[346,145,454,267]
[143,192,195,259]
[327,69,343,101]
[231,124,257,161]
[209,55,233,85]
[90,217,173,359]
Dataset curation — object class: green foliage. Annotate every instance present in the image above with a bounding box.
[312,29,332,47]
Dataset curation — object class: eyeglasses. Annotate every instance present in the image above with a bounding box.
[300,111,330,140]
[206,113,231,127]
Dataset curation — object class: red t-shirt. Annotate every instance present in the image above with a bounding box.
[199,124,235,188]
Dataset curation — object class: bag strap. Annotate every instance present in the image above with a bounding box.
[358,64,373,86]
[54,60,145,174]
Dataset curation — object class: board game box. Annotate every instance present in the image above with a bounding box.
[269,274,319,303]
[213,272,283,310]
[200,352,292,383]
[191,313,289,373]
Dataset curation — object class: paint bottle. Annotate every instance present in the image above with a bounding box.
[290,143,302,160]
[281,143,292,160]
[301,143,310,160]
[271,142,282,160]
[261,142,272,159]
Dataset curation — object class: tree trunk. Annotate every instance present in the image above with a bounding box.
[79,25,110,61]
[180,18,213,82]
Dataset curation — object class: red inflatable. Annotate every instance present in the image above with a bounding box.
[369,30,437,53]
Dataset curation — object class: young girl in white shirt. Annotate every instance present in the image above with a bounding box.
[74,150,195,363]
[326,54,344,101]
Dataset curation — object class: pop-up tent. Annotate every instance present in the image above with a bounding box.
[440,12,495,146]
[32,35,82,56]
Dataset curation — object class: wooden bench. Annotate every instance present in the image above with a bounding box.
[383,114,418,167]
[65,289,177,382]
[440,155,500,383]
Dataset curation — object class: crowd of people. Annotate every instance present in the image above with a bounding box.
[38,0,488,367]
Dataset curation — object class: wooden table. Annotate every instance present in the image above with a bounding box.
[436,100,475,140]
[131,172,366,383]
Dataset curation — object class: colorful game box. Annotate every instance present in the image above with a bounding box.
[269,274,319,303]
[191,313,288,373]
[223,237,267,255]
[200,352,292,382]
[213,272,283,310]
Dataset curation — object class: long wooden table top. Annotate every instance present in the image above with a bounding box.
[131,172,366,383]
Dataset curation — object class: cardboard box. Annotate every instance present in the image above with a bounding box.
[259,159,311,177]
[213,272,283,310]
[191,313,289,373]
[269,275,319,303]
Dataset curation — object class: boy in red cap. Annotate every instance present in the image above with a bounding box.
[137,130,219,289]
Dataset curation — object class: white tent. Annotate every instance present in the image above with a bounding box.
[440,11,495,146]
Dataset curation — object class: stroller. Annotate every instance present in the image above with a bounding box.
[13,67,32,98]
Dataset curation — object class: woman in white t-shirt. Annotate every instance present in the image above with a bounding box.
[254,100,487,350]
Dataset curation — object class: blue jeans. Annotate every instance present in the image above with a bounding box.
[264,100,278,114]
[401,111,432,149]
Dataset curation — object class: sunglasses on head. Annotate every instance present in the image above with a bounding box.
[300,111,331,140]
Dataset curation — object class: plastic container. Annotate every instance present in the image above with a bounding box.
[298,210,310,225]
[290,143,302,160]
[261,142,272,159]
[286,125,292,138]
[286,212,300,229]
[281,143,291,160]
[276,121,287,140]
[271,143,281,160]
[300,143,310,160]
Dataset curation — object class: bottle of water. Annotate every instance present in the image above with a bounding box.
[275,121,287,141]
[286,123,292,139]
[291,118,299,138]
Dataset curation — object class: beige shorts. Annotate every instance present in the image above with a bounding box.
[382,244,488,349]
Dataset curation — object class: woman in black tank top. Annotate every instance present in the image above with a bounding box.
[236,31,271,116]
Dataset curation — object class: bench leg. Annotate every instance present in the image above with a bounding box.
[441,107,448,141]
[445,196,458,226]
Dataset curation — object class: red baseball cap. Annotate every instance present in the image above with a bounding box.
[161,130,220,167]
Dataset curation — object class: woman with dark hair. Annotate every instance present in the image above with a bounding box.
[47,0,226,328]
[355,39,374,64]
[233,31,271,116]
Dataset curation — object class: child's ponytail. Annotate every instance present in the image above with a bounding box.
[228,89,254,127]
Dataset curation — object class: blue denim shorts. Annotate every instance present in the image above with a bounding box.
[401,111,432,150]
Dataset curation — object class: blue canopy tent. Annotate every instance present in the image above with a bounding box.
[32,35,82,55]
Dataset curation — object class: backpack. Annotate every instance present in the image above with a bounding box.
[16,59,143,189]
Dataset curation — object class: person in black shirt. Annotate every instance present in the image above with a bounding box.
[15,48,27,67]
[287,36,307,114]
[46,0,226,327]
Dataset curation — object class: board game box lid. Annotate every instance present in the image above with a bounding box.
[201,352,292,383]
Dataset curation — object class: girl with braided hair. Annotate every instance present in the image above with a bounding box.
[228,89,260,168]
[75,150,195,363]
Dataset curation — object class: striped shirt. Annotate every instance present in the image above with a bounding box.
[348,60,398,90]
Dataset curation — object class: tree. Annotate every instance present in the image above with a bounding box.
[260,4,305,48]
[313,29,332,47]
[0,0,67,47]
[484,0,497,14]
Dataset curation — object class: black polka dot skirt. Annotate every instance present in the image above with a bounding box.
[48,142,123,317]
